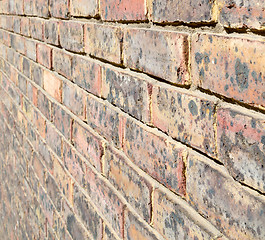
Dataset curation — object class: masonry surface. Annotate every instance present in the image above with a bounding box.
[0,0,264,239]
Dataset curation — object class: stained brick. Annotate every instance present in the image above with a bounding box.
[24,38,37,61]
[45,122,62,158]
[123,28,190,85]
[191,33,265,109]
[44,20,59,46]
[37,43,52,69]
[52,48,72,79]
[217,105,265,193]
[20,17,30,37]
[30,18,44,41]
[84,23,123,64]
[70,0,98,17]
[50,0,69,19]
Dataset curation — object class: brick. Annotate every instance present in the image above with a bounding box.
[38,139,54,172]
[0,30,10,47]
[43,70,62,102]
[37,43,52,69]
[123,117,186,196]
[219,0,265,29]
[192,33,265,109]
[84,23,122,64]
[20,17,30,37]
[50,0,69,19]
[72,121,103,171]
[124,210,161,240]
[33,0,49,17]
[45,173,62,211]
[32,152,46,186]
[86,95,121,148]
[39,186,54,227]
[31,61,44,87]
[73,186,102,240]
[52,48,72,79]
[9,0,24,14]
[63,141,86,187]
[104,146,151,222]
[33,109,46,139]
[30,18,44,41]
[22,57,31,78]
[186,151,265,239]
[70,0,98,17]
[59,21,84,52]
[24,0,34,15]
[52,104,72,140]
[13,17,21,33]
[84,168,124,237]
[152,84,217,156]
[27,82,38,106]
[103,224,119,240]
[102,67,150,122]
[151,0,214,23]
[18,73,27,95]
[62,80,86,120]
[45,122,62,158]
[22,97,34,121]
[124,28,190,85]
[44,20,59,46]
[217,106,265,193]
[10,34,25,54]
[24,38,37,61]
[72,55,101,95]
[100,0,146,21]
[153,189,220,240]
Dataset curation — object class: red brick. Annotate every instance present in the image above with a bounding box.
[33,109,46,139]
[124,210,161,240]
[20,17,30,37]
[72,121,103,171]
[43,70,62,102]
[152,84,217,156]
[50,0,69,19]
[24,38,37,61]
[72,55,101,96]
[102,67,150,122]
[45,122,62,158]
[37,43,52,69]
[70,0,98,17]
[27,82,38,106]
[86,95,121,148]
[33,0,49,17]
[30,61,44,87]
[100,0,146,21]
[219,0,265,29]
[151,0,214,23]
[44,20,59,46]
[84,168,124,238]
[37,90,52,120]
[186,151,265,239]
[153,189,222,239]
[123,117,187,196]
[84,23,122,64]
[123,28,190,85]
[59,21,84,53]
[30,18,44,41]
[52,48,72,79]
[104,146,151,222]
[52,104,72,140]
[62,80,86,120]
[191,33,265,109]
[217,105,265,193]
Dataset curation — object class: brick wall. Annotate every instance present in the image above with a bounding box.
[0,0,264,239]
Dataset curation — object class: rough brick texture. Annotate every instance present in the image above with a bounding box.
[0,1,264,240]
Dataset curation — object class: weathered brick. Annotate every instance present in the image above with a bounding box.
[52,104,72,140]
[45,173,62,211]
[32,152,46,186]
[27,82,38,106]
[10,34,25,54]
[63,141,86,187]
[59,21,84,52]
[30,61,44,87]
[86,95,121,148]
[24,38,37,61]
[72,55,101,95]
[84,23,122,64]
[219,0,265,29]
[62,80,86,120]
[50,0,69,19]
[0,30,10,47]
[104,146,151,222]
[72,121,103,171]
[37,43,52,69]
[123,117,186,196]
[43,70,62,102]
[20,17,30,37]
[124,210,161,240]
[45,122,62,158]
[39,186,54,227]
[13,16,21,33]
[123,28,190,85]
[102,67,150,122]
[33,0,49,18]
[9,0,24,14]
[22,97,34,121]
[100,0,146,21]
[38,138,54,172]
[18,73,27,95]
[186,151,265,239]
[30,18,44,41]
[52,48,72,79]
[151,0,214,23]
[70,0,98,17]
[153,189,221,240]
[217,105,265,193]
[73,185,103,240]
[33,109,46,139]
[22,57,31,78]
[84,168,124,238]
[44,20,59,46]
[192,33,265,109]
[152,84,216,156]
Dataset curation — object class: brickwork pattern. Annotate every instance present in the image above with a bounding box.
[0,0,264,239]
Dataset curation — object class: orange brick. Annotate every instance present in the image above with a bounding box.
[43,70,62,102]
